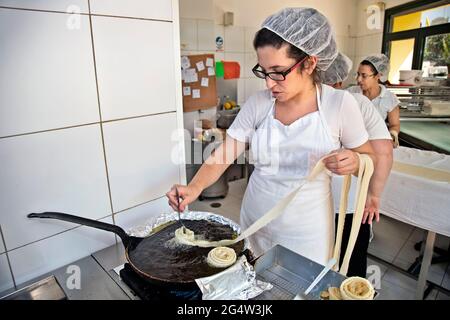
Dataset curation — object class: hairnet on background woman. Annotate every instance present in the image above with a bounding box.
[348,53,400,147]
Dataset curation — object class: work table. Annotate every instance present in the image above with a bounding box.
[399,120,450,154]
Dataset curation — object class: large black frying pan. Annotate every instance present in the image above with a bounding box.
[28,212,246,289]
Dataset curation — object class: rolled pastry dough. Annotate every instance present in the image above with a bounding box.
[340,276,375,300]
[173,157,326,248]
[174,152,374,266]
[328,287,342,300]
[333,154,374,275]
[174,226,235,247]
[207,246,237,268]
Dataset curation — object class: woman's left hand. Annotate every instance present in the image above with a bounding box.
[323,149,359,175]
[363,194,380,224]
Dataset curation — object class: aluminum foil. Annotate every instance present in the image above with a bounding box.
[195,255,273,300]
[127,210,248,249]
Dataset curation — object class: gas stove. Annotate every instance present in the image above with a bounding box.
[114,263,202,301]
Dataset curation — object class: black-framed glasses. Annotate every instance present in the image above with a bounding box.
[355,72,375,80]
[252,56,308,81]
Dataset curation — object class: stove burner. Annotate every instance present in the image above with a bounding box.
[119,263,202,301]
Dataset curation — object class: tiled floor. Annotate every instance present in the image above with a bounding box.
[190,178,450,300]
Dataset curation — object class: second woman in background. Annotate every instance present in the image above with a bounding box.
[348,54,401,147]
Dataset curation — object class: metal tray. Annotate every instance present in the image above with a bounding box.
[252,245,346,300]
[0,275,67,300]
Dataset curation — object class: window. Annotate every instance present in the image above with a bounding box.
[382,0,450,83]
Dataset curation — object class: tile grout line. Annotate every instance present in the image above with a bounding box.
[0,6,172,23]
[0,111,176,140]
[6,214,113,253]
[392,232,411,263]
[5,195,172,255]
[113,195,167,215]
[0,225,17,289]
[88,0,116,229]
[101,111,176,124]
[0,122,99,140]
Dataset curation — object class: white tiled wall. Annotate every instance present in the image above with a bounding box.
[0,229,5,254]
[92,16,176,121]
[244,51,258,78]
[0,0,89,13]
[90,0,172,21]
[244,27,258,53]
[197,19,215,51]
[8,216,116,286]
[0,254,14,294]
[180,18,197,50]
[0,0,184,290]
[102,114,180,212]
[0,9,99,137]
[0,125,111,251]
[114,197,172,234]
[224,26,245,53]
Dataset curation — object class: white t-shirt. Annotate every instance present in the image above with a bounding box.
[227,84,369,150]
[347,84,400,121]
[350,93,392,141]
[331,92,392,214]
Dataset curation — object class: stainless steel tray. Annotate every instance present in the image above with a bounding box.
[252,245,346,300]
[0,275,67,300]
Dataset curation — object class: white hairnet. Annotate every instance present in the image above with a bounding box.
[362,54,390,82]
[320,53,353,84]
[261,7,338,71]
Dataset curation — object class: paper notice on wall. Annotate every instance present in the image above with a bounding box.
[183,86,191,96]
[192,89,201,99]
[181,56,191,70]
[196,61,205,72]
[201,77,209,87]
[184,68,198,83]
[206,58,214,67]
[207,67,215,76]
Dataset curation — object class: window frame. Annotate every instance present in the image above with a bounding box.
[382,0,450,70]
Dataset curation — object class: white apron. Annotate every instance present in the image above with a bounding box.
[240,85,339,264]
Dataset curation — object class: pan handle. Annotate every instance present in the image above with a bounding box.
[28,212,134,247]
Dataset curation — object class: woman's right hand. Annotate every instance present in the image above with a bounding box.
[166,183,203,212]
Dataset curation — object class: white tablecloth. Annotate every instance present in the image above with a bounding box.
[380,147,450,237]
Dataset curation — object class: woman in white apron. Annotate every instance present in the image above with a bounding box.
[347,54,401,147]
[240,84,341,262]
[167,8,377,265]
